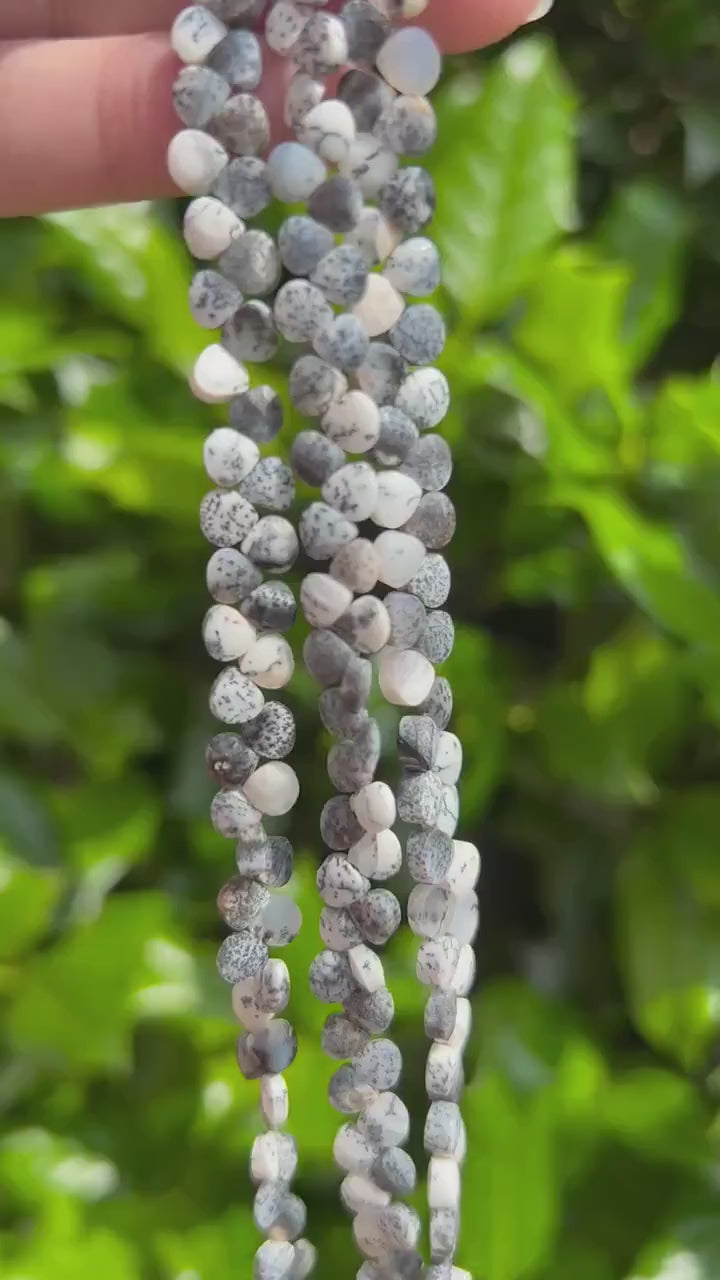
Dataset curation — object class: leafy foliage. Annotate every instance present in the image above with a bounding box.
[1,5,720,1279]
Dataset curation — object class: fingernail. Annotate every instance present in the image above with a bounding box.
[525,0,554,21]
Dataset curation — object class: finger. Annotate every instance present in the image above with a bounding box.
[2,0,539,45]
[0,34,288,216]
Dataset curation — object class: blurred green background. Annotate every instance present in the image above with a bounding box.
[2,2,720,1278]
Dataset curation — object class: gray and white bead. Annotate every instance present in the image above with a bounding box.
[406,829,454,884]
[350,781,396,835]
[348,829,402,882]
[240,633,295,689]
[424,990,458,1043]
[294,12,349,76]
[418,675,453,730]
[330,538,380,595]
[389,304,446,364]
[353,1038,402,1091]
[314,314,371,373]
[402,435,453,492]
[173,65,230,129]
[322,391,381,454]
[190,269,242,329]
[345,205,401,267]
[218,875,269,929]
[409,553,451,608]
[300,100,357,165]
[207,732,259,788]
[395,367,450,430]
[301,573,353,627]
[341,0,390,65]
[379,165,435,233]
[244,761,300,816]
[289,355,346,417]
[203,603,256,661]
[337,69,394,133]
[378,648,435,707]
[243,517,299,573]
[322,462,378,523]
[354,275,405,339]
[349,890,401,947]
[320,795,365,851]
[311,245,368,307]
[254,1181,305,1236]
[372,1148,417,1198]
[229,384,283,443]
[340,135,398,200]
[267,142,327,203]
[254,896,303,947]
[320,907,365,954]
[309,950,357,1004]
[334,1123,380,1175]
[251,1131,298,1184]
[308,176,364,232]
[344,983,395,1032]
[242,701,297,758]
[220,230,281,296]
[192,343,249,402]
[200,489,258,546]
[353,1204,420,1257]
[376,26,442,96]
[259,958,292,1013]
[206,546,262,603]
[425,1043,463,1103]
[290,1241,317,1280]
[336,596,391,656]
[329,1064,377,1115]
[376,95,437,157]
[385,591,427,648]
[240,458,295,512]
[249,1020,298,1073]
[407,884,452,939]
[184,195,244,259]
[278,215,334,277]
[396,769,443,827]
[397,715,439,772]
[208,28,263,90]
[204,427,259,487]
[284,73,325,130]
[435,734,463,787]
[236,836,294,889]
[320,689,369,739]
[213,782,263,836]
[168,129,228,195]
[292,431,345,488]
[223,299,278,363]
[211,93,270,158]
[212,155,271,218]
[317,855,371,908]
[327,721,381,792]
[383,236,441,296]
[405,494,456,550]
[428,1210,459,1265]
[171,6,228,64]
[373,406,419,467]
[303,628,354,688]
[357,342,407,405]
[239,581,295,634]
[323,1012,370,1058]
[341,1175,390,1215]
[348,943,386,994]
[274,281,333,345]
[416,935,460,988]
[253,1240,295,1280]
[372,470,422,529]
[374,531,426,589]
[359,1090,409,1148]
[265,0,308,55]
[217,930,268,983]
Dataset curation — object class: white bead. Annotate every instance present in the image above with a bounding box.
[168,129,228,195]
[445,841,481,894]
[260,1074,289,1129]
[437,784,460,837]
[354,1205,420,1257]
[340,135,398,200]
[191,344,249,403]
[333,1123,379,1175]
[396,367,450,430]
[451,944,476,997]
[427,1156,461,1211]
[348,945,385,993]
[322,391,381,453]
[407,883,451,938]
[447,997,472,1051]
[372,471,422,529]
[244,762,300,816]
[240,634,295,690]
[374,531,426,588]
[171,6,227,63]
[425,1042,463,1101]
[348,830,402,881]
[353,275,405,338]
[265,0,307,54]
[378,649,435,707]
[184,196,244,258]
[436,732,462,785]
[341,1175,391,1215]
[284,73,325,129]
[267,142,327,203]
[416,935,460,988]
[443,890,479,946]
[210,667,265,723]
[343,597,391,655]
[376,28,442,97]
[203,427,259,487]
[251,1132,297,1184]
[330,539,381,595]
[383,236,440,295]
[351,782,396,835]
[300,573,353,627]
[322,463,379,523]
[300,100,356,164]
[203,604,257,661]
[255,1241,294,1280]
[259,895,302,947]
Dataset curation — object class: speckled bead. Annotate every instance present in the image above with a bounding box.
[278,215,334,277]
[220,230,281,297]
[222,300,278,363]
[229,384,283,443]
[337,68,395,132]
[349,890,401,947]
[206,546,262,603]
[210,665,265,725]
[242,582,297,634]
[314,314,371,372]
[208,28,263,90]
[241,702,297,759]
[212,156,271,218]
[174,64,230,129]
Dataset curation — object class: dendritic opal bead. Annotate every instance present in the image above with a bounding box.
[402,435,453,493]
[300,101,357,165]
[267,142,327,203]
[184,197,243,259]
[204,428,259,488]
[376,27,442,96]
[265,1,307,55]
[171,6,227,64]
[212,156,271,219]
[295,13,349,76]
[210,667,265,724]
[168,130,228,195]
[322,392,381,454]
[278,216,334,277]
[220,230,281,297]
[379,649,435,707]
[379,166,436,233]
[211,94,270,159]
[174,65,230,130]
[377,94,437,156]
[384,237,441,296]
[189,269,242,329]
[203,604,256,661]
[374,531,426,589]
[208,29,263,92]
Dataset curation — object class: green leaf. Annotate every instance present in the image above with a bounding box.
[0,857,62,959]
[432,38,576,321]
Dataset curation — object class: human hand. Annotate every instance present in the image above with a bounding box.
[0,0,540,218]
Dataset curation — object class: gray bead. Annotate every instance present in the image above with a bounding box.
[299,503,358,561]
[210,93,270,157]
[313,314,370,372]
[289,355,343,417]
[340,654,372,711]
[309,950,357,1004]
[189,269,242,329]
[308,177,363,232]
[217,874,269,929]
[236,835,294,888]
[319,688,369,738]
[373,406,419,467]
[328,1063,376,1114]
[379,166,436,233]
[211,786,262,838]
[402,435,453,492]
[429,1210,459,1263]
[320,795,365,851]
[424,990,458,1042]
[241,582,297,634]
[390,304,446,364]
[254,1184,306,1241]
[295,13,349,77]
[418,610,455,663]
[207,547,262,603]
[212,155,271,217]
[321,905,365,953]
[220,230,280,296]
[359,1091,410,1148]
[253,1238,296,1280]
[409,554,451,608]
[372,1148,417,1197]
[311,245,368,307]
[173,65,230,129]
[236,1032,264,1080]
[243,516,298,572]
[252,1019,298,1073]
[240,457,295,511]
[317,855,370,908]
[397,715,439,772]
[327,720,381,793]
[406,829,454,883]
[274,280,333,344]
[337,69,394,132]
[353,1038,402,1090]
[322,1012,370,1060]
[222,300,277,362]
[384,236,441,298]
[303,629,353,687]
[200,489,257,547]
[344,985,394,1033]
[291,431,346,488]
[217,930,268,983]
[278,215,334,276]
[377,95,437,157]
[340,0,390,64]
[208,29,263,90]
[229,384,283,443]
[424,1101,463,1157]
[397,770,443,827]
[385,590,427,648]
[241,702,296,759]
[405,493,456,551]
[349,890,401,946]
[357,342,407,405]
[206,732,259,787]
[290,1241,316,1280]
[418,676,453,730]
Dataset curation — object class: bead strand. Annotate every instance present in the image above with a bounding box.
[169,4,315,1278]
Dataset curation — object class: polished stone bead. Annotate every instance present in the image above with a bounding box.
[359,1090,409,1148]
[330,538,380,594]
[435,732,463,786]
[327,721,381,792]
[428,1157,461,1211]
[409,553,451,608]
[211,92,270,157]
[378,648,435,706]
[200,488,256,546]
[289,1241,317,1280]
[376,27,442,96]
[341,0,390,64]
[265,0,307,54]
[222,299,277,362]
[323,1011,370,1058]
[311,245,368,307]
[241,581,297,634]
[337,68,394,132]
[348,829,402,882]
[354,1038,402,1091]
[402,435,453,492]
[349,890,401,946]
[243,516,299,573]
[173,64,230,128]
[353,275,405,338]
[241,701,296,758]
[320,907,365,953]
[372,470,422,529]
[383,236,440,296]
[319,689,369,738]
[424,990,458,1042]
[254,1180,305,1237]
[418,675,453,729]
[236,835,294,888]
[184,195,243,258]
[267,141,327,202]
[373,406,419,467]
[301,572,353,627]
[344,984,395,1032]
[336,596,391,656]
[172,6,227,64]
[341,1174,391,1215]
[329,1063,377,1114]
[322,463,378,524]
[284,72,325,129]
[406,828,454,883]
[416,935,461,988]
[397,769,443,827]
[217,929,268,983]
[429,1209,460,1263]
[208,28,263,90]
[313,313,371,371]
[309,176,364,232]
[390,303,445,364]
[310,950,357,1003]
[397,715,439,772]
[357,342,407,405]
[220,229,281,296]
[290,355,346,417]
[348,944,386,994]
[317,855,371,908]
[354,1204,421,1257]
[372,1148,417,1198]
[379,166,435,233]
[253,1240,295,1280]
[385,590,427,648]
[395,367,449,430]
[334,1122,380,1175]
[218,875,269,929]
[212,155,271,217]
[210,667,265,724]
[405,493,456,552]
[351,781,396,835]
[207,733,259,788]
[240,457,294,512]
[244,761,300,816]
[206,547,262,603]
[168,129,229,195]
[229,384,283,443]
[189,268,242,329]
[407,884,452,938]
[203,602,256,661]
[303,627,354,687]
[341,135,398,199]
[345,205,401,267]
[275,281,334,345]
[292,431,345,488]
[278,215,334,276]
[240,633,294,689]
[250,1019,298,1073]
[251,1130,298,1185]
[374,531,426,588]
[300,99,356,164]
[192,343,249,402]
[259,958,292,1012]
[203,427,258,488]
[321,795,365,851]
[295,12,349,76]
[377,95,437,156]
[425,1042,464,1102]
[255,894,302,948]
[322,391,381,453]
